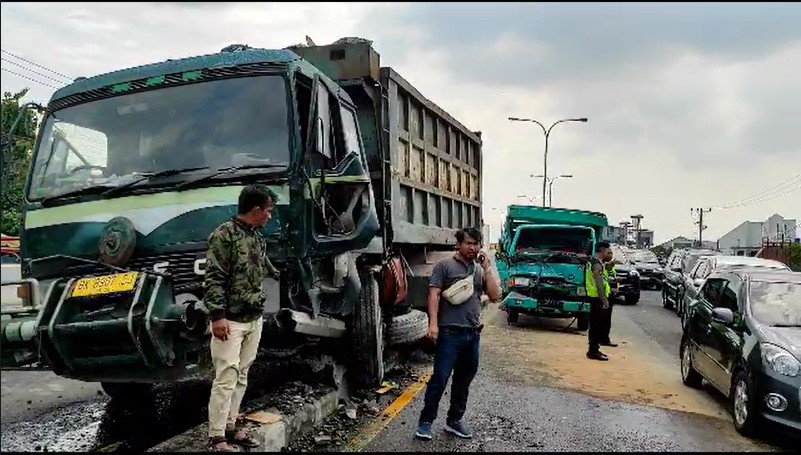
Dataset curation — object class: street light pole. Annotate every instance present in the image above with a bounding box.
[548,174,573,207]
[509,116,587,207]
[529,174,572,207]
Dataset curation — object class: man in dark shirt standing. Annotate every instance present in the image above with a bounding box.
[415,227,503,441]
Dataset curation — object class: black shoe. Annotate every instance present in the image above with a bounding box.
[586,351,609,361]
[600,341,618,347]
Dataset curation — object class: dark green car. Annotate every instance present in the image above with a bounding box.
[680,270,801,437]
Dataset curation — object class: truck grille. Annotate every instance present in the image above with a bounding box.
[65,251,204,292]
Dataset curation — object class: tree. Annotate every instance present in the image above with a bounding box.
[1,88,38,236]
[787,243,801,272]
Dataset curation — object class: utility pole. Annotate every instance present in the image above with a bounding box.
[692,208,712,248]
[631,215,643,248]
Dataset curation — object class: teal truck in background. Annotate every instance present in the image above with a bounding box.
[495,205,608,330]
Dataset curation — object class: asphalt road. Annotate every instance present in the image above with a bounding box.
[349,291,797,452]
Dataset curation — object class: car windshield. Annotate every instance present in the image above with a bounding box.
[749,280,801,327]
[514,227,593,256]
[628,250,659,263]
[683,252,716,272]
[28,75,290,201]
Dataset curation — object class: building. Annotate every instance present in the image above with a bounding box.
[718,214,797,256]
[635,229,654,248]
[658,236,695,250]
[602,225,625,244]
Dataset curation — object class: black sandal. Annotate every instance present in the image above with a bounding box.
[226,428,259,449]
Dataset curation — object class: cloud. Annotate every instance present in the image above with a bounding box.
[2,2,799,244]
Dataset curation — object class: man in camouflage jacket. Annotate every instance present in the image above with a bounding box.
[205,184,280,452]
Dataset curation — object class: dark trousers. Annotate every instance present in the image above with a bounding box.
[419,326,480,425]
[601,297,615,344]
[587,298,607,353]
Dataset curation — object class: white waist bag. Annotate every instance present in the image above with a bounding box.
[442,264,480,306]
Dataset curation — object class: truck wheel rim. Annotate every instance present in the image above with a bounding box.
[734,380,749,426]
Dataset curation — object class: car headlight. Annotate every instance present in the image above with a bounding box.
[512,277,530,287]
[761,343,801,377]
[655,267,663,273]
[628,269,639,277]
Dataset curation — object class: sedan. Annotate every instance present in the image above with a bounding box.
[680,270,801,436]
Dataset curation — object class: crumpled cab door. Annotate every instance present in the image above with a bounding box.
[304,75,379,257]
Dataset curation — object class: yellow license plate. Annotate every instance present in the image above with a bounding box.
[71,272,140,298]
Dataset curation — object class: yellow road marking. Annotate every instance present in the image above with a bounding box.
[344,368,432,452]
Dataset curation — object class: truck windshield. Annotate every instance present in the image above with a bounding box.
[514,227,593,256]
[28,75,290,201]
[749,280,801,327]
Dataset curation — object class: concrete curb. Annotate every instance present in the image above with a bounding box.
[148,389,341,452]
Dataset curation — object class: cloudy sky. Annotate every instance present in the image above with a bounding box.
[2,2,800,244]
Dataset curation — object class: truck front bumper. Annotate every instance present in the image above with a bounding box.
[502,291,591,316]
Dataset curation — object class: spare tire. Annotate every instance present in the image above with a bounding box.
[387,309,428,346]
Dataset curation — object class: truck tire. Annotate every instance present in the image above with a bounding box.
[100,382,153,401]
[507,309,519,325]
[576,313,589,331]
[387,309,428,346]
[352,272,385,387]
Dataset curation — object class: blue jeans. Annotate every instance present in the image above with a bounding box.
[419,326,480,425]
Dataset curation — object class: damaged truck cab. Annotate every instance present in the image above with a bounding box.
[1,38,484,393]
[496,205,608,330]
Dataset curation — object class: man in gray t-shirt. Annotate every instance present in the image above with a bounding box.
[415,227,503,441]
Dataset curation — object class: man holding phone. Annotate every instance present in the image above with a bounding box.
[415,227,503,441]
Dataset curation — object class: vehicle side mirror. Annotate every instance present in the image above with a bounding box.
[693,278,704,287]
[711,307,734,326]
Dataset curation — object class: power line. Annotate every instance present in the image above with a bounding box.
[1,67,59,89]
[1,57,68,84]
[1,49,72,80]
[716,173,800,209]
[714,173,801,209]
[721,181,801,210]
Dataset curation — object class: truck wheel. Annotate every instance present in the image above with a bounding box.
[100,382,153,401]
[387,309,428,346]
[352,272,385,387]
[576,313,589,331]
[507,309,519,325]
[625,292,640,305]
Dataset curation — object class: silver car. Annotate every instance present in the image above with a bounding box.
[679,255,791,326]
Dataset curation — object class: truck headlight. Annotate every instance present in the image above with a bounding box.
[513,277,530,287]
[761,343,800,377]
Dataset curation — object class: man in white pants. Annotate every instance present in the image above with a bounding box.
[204,184,280,452]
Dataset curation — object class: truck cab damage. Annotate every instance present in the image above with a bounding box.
[1,37,484,393]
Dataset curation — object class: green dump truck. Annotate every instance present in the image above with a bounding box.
[495,205,608,329]
[0,37,484,394]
